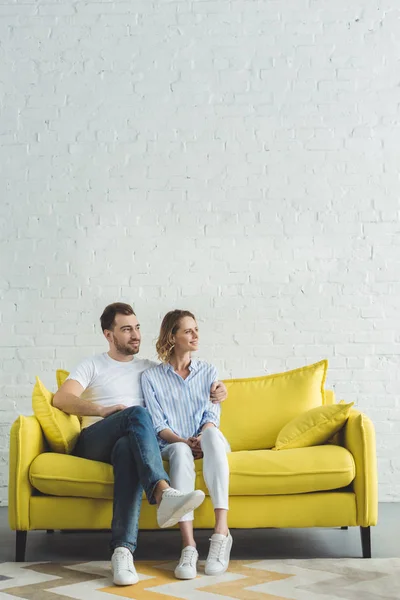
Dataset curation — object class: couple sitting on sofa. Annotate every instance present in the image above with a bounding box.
[53,302,231,586]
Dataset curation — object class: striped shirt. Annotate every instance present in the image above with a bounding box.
[141,359,220,450]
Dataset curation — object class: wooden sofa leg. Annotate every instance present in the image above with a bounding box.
[341,526,348,530]
[360,526,371,558]
[16,531,27,562]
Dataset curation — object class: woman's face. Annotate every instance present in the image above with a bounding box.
[172,316,199,353]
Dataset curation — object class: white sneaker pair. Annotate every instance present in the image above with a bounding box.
[174,532,233,580]
[112,487,205,585]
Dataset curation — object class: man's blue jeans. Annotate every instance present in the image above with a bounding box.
[73,406,169,555]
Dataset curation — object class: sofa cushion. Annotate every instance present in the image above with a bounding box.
[273,401,354,451]
[32,377,80,454]
[29,444,354,499]
[56,369,69,389]
[202,446,355,495]
[220,360,328,451]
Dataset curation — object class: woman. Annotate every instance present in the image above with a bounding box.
[141,310,232,580]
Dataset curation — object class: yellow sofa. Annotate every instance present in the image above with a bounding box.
[8,361,378,561]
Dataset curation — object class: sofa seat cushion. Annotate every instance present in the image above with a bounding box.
[30,453,115,500]
[211,445,355,495]
[30,445,355,500]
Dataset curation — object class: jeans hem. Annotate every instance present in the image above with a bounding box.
[148,477,170,505]
[110,542,136,555]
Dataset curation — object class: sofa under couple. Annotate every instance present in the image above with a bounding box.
[9,359,377,561]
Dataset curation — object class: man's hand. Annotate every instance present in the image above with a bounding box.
[99,404,127,418]
[210,381,228,404]
[187,436,203,459]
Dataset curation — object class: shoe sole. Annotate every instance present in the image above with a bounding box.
[158,491,205,528]
[175,572,197,579]
[112,574,139,586]
[204,535,233,576]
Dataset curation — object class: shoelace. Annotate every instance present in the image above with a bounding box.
[162,488,182,498]
[179,547,197,567]
[114,551,133,571]
[208,537,227,562]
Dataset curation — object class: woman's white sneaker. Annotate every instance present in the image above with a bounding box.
[111,547,139,586]
[157,488,205,528]
[174,546,199,579]
[205,532,233,576]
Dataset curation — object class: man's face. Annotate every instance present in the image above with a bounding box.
[105,314,141,356]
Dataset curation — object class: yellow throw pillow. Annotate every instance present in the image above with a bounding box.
[56,369,70,389]
[32,377,80,454]
[220,360,328,452]
[326,400,346,446]
[273,401,354,451]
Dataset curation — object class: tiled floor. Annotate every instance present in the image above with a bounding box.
[1,558,399,600]
[1,504,399,563]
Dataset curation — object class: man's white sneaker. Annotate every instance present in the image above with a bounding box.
[204,532,233,576]
[157,488,205,529]
[111,547,139,586]
[174,546,198,579]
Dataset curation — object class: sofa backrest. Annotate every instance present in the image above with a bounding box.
[55,361,330,453]
[220,360,329,451]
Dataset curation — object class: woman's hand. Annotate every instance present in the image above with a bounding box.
[187,436,200,447]
[187,436,203,459]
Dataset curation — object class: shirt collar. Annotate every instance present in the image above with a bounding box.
[163,359,199,373]
[189,359,199,372]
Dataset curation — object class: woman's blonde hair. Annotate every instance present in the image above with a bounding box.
[156,310,196,363]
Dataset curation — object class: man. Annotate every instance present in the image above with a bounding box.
[53,302,227,586]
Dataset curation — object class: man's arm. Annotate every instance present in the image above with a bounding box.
[53,380,126,418]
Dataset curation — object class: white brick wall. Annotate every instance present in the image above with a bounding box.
[1,0,399,505]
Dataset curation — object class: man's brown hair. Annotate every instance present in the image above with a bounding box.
[100,303,136,332]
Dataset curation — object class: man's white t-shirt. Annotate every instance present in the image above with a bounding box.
[67,353,158,429]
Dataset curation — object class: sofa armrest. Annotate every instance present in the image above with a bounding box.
[343,409,378,527]
[8,416,47,531]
